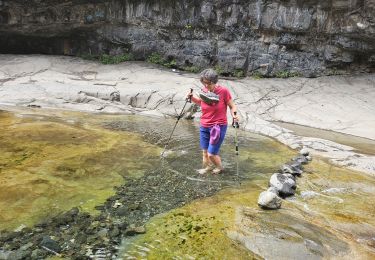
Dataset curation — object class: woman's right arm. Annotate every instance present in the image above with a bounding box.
[191,94,201,105]
[187,91,201,105]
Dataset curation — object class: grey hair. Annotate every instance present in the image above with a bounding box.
[200,69,218,84]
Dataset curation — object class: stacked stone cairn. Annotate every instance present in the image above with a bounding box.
[258,148,312,209]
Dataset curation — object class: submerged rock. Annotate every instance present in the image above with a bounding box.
[7,249,31,260]
[40,236,61,253]
[124,225,146,236]
[300,191,320,200]
[322,187,349,194]
[0,250,11,260]
[258,187,282,209]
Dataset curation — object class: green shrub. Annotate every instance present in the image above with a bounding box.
[147,53,178,69]
[99,53,134,64]
[183,66,200,73]
[80,53,133,64]
[147,53,165,65]
[214,65,224,75]
[251,71,264,79]
[164,59,177,68]
[233,69,245,78]
[275,71,300,78]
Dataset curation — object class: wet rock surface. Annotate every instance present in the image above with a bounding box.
[229,207,351,259]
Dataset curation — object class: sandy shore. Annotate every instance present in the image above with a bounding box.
[1,54,374,175]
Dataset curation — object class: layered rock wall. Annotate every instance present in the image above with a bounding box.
[0,0,374,76]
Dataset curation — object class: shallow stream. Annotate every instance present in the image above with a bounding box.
[0,107,374,259]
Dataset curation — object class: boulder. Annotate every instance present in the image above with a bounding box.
[258,187,282,209]
[269,173,296,197]
[299,148,309,157]
[293,155,308,165]
[280,164,303,177]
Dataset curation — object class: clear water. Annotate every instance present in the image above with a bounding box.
[1,107,374,259]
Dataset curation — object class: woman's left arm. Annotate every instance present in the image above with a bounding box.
[227,99,239,121]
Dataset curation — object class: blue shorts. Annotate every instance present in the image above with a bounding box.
[200,125,228,155]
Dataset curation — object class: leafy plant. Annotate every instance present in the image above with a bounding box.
[183,66,200,73]
[147,53,177,69]
[251,71,264,79]
[233,69,245,78]
[214,65,224,75]
[164,59,177,68]
[147,53,165,65]
[80,53,134,64]
[99,53,134,64]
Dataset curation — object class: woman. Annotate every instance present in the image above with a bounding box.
[188,69,239,174]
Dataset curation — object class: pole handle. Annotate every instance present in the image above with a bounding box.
[186,88,193,103]
[232,111,239,128]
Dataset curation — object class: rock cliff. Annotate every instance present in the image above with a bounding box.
[0,0,374,76]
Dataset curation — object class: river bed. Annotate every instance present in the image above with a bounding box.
[0,107,374,259]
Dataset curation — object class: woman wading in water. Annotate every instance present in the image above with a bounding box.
[187,69,239,174]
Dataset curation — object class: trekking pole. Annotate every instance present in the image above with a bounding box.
[232,111,240,185]
[161,88,193,157]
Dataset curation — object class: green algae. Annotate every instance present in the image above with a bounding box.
[290,158,375,257]
[0,110,161,230]
[2,108,375,259]
[122,151,375,259]
[120,137,297,259]
[121,185,263,259]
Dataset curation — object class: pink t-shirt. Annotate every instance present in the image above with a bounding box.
[198,85,232,127]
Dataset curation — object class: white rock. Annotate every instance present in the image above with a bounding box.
[258,189,282,209]
[300,148,309,156]
[270,173,296,197]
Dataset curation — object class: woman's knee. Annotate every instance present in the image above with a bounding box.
[207,153,217,159]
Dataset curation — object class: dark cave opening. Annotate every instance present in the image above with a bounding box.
[0,11,9,24]
[0,34,82,55]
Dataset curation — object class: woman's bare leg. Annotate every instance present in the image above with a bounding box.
[197,150,213,174]
[208,153,223,173]
[202,150,209,167]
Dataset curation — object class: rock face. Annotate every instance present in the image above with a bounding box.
[0,0,374,76]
